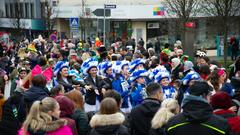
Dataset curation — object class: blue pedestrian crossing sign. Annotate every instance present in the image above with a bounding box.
[70,18,79,27]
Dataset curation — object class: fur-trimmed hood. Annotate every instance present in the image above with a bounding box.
[41,119,67,132]
[28,118,67,133]
[90,112,125,128]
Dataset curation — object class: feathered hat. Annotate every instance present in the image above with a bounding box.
[154,71,171,83]
[112,60,129,74]
[182,71,201,85]
[53,61,69,76]
[149,65,167,80]
[98,61,112,76]
[129,58,146,73]
[81,57,98,76]
[129,69,149,82]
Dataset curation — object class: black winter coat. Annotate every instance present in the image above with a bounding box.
[165,100,231,135]
[129,98,161,135]
[84,75,105,105]
[23,86,49,109]
[0,91,26,135]
[57,76,85,92]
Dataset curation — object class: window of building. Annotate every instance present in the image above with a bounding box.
[5,3,9,18]
[25,3,29,18]
[10,3,14,18]
[20,3,24,18]
[30,3,34,18]
[15,2,19,18]
[52,1,57,6]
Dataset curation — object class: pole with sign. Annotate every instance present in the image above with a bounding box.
[70,18,79,38]
[103,4,116,46]
[104,4,106,46]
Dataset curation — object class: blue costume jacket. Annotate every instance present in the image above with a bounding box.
[131,83,147,107]
[112,74,131,108]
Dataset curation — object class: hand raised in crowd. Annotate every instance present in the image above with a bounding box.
[85,85,92,91]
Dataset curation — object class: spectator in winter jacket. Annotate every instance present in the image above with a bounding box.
[210,91,240,134]
[65,90,89,135]
[171,58,183,82]
[130,82,162,135]
[89,98,129,135]
[150,99,179,135]
[55,96,78,135]
[0,88,26,135]
[165,81,231,135]
[23,74,50,110]
[18,97,73,135]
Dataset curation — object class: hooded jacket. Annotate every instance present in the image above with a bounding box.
[18,119,73,135]
[23,86,49,109]
[55,96,78,135]
[214,109,240,135]
[130,98,161,135]
[89,112,129,135]
[165,95,231,135]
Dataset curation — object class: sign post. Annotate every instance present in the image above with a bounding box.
[104,4,116,46]
[69,18,79,38]
[92,5,116,46]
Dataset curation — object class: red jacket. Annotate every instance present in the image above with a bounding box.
[214,109,240,134]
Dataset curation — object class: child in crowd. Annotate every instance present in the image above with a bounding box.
[155,71,176,99]
[130,69,148,107]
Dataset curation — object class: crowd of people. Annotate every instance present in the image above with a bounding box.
[0,35,240,135]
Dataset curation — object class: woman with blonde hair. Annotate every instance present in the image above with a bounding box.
[150,99,180,135]
[18,97,72,135]
[65,90,89,135]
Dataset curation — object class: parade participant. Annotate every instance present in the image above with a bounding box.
[154,71,176,99]
[18,97,73,135]
[130,69,148,107]
[130,83,162,135]
[112,61,131,113]
[177,70,201,104]
[81,58,105,112]
[55,61,85,92]
[129,58,146,73]
[98,61,114,90]
[89,98,129,135]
